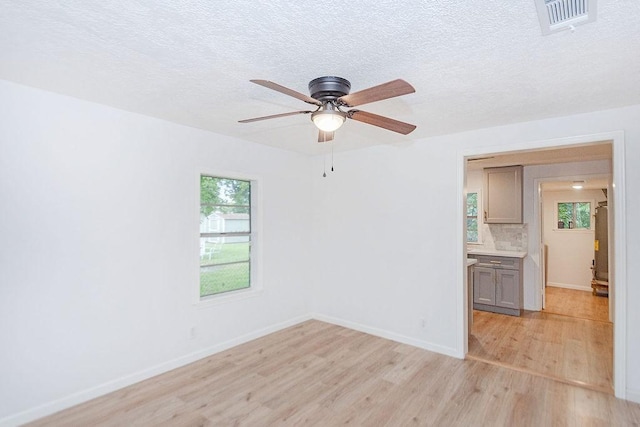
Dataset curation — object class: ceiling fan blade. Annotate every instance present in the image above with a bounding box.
[238,110,312,123]
[250,80,322,106]
[338,79,415,107]
[317,131,334,143]
[347,110,416,135]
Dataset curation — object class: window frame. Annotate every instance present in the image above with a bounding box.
[466,189,482,245]
[554,199,594,231]
[196,171,262,306]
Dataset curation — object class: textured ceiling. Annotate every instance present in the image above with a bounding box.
[1,1,639,155]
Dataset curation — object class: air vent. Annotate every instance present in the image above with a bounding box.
[535,0,597,35]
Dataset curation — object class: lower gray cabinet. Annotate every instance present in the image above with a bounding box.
[474,267,496,306]
[496,269,519,310]
[472,256,523,316]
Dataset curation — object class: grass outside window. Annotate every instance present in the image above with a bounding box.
[200,241,250,296]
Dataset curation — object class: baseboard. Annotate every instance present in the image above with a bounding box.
[626,388,640,404]
[0,314,312,427]
[547,281,592,292]
[311,313,460,359]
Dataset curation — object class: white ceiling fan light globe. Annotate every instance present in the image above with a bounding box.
[311,110,346,132]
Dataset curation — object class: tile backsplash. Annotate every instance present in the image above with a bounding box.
[476,223,528,251]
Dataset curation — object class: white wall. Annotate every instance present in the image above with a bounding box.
[310,106,640,401]
[310,144,460,355]
[543,189,607,291]
[0,80,313,423]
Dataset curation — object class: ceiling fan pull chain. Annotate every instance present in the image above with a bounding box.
[323,154,327,178]
[331,141,334,172]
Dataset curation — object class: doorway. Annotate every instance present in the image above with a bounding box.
[457,134,626,398]
[539,176,611,321]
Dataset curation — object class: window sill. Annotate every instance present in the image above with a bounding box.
[553,228,592,233]
[196,286,263,308]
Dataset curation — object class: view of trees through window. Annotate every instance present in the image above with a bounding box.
[467,192,479,243]
[557,201,591,229]
[200,175,251,297]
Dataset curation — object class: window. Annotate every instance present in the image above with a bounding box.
[200,175,252,297]
[557,201,591,229]
[467,191,480,243]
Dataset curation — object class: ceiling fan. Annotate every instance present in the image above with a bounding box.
[239,76,417,142]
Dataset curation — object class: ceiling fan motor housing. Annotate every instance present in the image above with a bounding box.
[308,76,351,101]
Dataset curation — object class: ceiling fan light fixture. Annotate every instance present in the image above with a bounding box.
[311,109,346,132]
[240,77,416,140]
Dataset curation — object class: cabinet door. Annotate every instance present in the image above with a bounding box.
[483,165,523,224]
[473,267,496,305]
[495,269,520,309]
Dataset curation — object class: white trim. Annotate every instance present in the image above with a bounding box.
[0,314,312,427]
[534,173,609,311]
[546,281,593,292]
[612,135,627,399]
[626,388,640,404]
[195,170,264,306]
[457,130,627,400]
[457,158,468,358]
[311,313,461,359]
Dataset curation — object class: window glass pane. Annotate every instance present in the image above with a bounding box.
[200,237,250,266]
[466,193,478,216]
[200,237,250,296]
[467,218,478,242]
[218,178,250,206]
[200,175,252,298]
[201,176,250,208]
[466,192,479,243]
[557,202,573,228]
[575,202,591,228]
[200,262,250,297]
[200,209,250,234]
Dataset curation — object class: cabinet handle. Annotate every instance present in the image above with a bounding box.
[490,260,502,264]
[484,211,487,221]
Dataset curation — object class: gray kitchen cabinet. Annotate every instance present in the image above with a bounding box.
[473,267,496,306]
[495,269,520,310]
[472,255,523,316]
[483,165,523,224]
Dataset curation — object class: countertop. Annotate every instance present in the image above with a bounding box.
[466,258,478,267]
[467,248,527,258]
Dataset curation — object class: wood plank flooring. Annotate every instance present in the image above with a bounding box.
[468,287,612,394]
[28,320,638,426]
[544,286,609,322]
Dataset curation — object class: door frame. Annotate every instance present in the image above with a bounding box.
[535,172,611,312]
[456,131,626,399]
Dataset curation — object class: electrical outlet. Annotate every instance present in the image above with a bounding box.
[190,326,197,339]
[420,318,426,328]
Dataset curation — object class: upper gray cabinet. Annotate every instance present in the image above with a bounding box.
[483,165,523,224]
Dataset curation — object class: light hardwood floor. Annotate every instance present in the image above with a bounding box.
[29,320,638,426]
[468,287,612,394]
[544,286,609,322]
